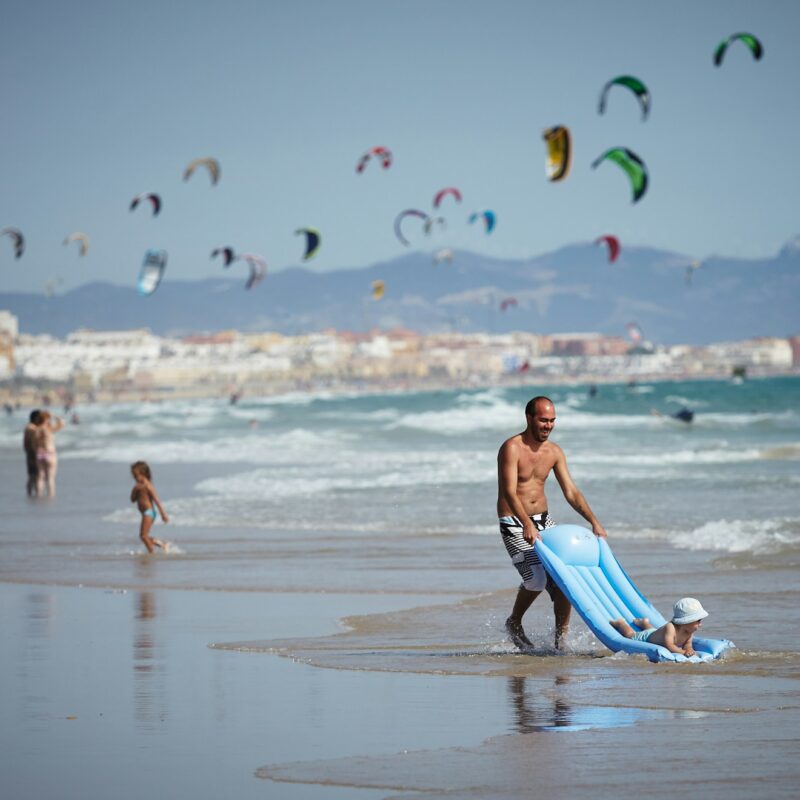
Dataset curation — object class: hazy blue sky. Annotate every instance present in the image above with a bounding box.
[1,0,798,293]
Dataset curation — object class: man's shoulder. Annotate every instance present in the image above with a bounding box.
[498,432,525,452]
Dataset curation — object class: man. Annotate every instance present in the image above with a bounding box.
[497,396,607,649]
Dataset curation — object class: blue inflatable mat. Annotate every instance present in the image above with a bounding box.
[535,525,733,663]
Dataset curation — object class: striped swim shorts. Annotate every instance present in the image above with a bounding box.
[499,511,556,594]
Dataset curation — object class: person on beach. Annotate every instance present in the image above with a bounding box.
[23,409,42,497]
[610,597,708,658]
[498,395,607,650]
[130,461,170,553]
[34,410,65,497]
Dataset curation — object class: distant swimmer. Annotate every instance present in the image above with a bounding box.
[497,396,607,651]
[611,597,709,658]
[23,409,42,497]
[651,406,694,424]
[588,383,598,398]
[130,461,170,554]
[34,410,65,497]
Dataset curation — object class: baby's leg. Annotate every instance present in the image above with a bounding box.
[610,618,637,639]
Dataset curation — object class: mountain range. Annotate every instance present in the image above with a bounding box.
[2,238,798,344]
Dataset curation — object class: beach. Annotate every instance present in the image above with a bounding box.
[1,377,799,798]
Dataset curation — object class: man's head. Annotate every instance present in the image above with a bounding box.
[525,396,556,442]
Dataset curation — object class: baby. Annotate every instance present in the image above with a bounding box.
[610,597,708,658]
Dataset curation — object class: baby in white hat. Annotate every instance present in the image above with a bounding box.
[610,597,709,657]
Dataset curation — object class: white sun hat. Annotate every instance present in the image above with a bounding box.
[672,597,709,625]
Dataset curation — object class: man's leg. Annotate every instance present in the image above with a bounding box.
[506,587,540,648]
[552,585,572,649]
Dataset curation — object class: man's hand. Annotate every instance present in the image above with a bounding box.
[522,523,542,545]
[592,522,608,538]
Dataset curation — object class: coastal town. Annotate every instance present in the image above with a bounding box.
[0,309,796,403]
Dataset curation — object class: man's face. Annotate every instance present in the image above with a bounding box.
[527,402,556,442]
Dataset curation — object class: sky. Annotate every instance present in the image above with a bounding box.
[1,0,798,294]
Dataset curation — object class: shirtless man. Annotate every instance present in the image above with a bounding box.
[497,396,607,650]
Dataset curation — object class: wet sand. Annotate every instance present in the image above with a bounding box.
[2,574,798,799]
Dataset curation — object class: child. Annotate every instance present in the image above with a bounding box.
[130,461,170,553]
[610,597,708,658]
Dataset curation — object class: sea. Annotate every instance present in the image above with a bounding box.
[1,375,799,798]
[2,375,798,590]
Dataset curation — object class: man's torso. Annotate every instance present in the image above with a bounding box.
[497,434,559,517]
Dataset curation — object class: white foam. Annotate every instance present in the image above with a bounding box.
[66,427,358,465]
[572,447,763,467]
[665,395,709,408]
[672,517,800,555]
[193,449,495,500]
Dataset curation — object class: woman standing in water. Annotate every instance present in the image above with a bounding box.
[34,410,64,497]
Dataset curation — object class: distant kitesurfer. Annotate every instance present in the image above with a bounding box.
[497,396,607,650]
[651,406,694,424]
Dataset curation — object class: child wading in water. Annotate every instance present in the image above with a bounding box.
[130,461,170,553]
[610,597,708,658]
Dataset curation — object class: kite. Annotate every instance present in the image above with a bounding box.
[44,276,64,298]
[500,297,518,312]
[423,216,446,235]
[394,209,429,246]
[591,147,648,203]
[211,246,236,267]
[595,235,621,263]
[685,260,702,285]
[130,193,162,216]
[138,249,167,296]
[63,232,90,256]
[714,33,763,66]
[542,126,572,181]
[1,227,25,259]
[183,157,221,185]
[433,248,454,264]
[295,228,321,261]
[468,210,496,234]
[598,76,650,121]
[356,146,392,173]
[433,187,462,208]
[371,280,385,300]
[235,253,267,290]
[625,321,644,345]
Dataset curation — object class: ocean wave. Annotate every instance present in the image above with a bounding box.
[64,427,359,464]
[572,447,762,467]
[194,450,494,499]
[672,517,800,556]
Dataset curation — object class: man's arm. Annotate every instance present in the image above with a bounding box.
[498,440,538,544]
[552,448,607,538]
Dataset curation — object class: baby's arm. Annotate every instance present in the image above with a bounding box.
[662,624,694,656]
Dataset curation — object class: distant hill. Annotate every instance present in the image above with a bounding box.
[2,239,799,344]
